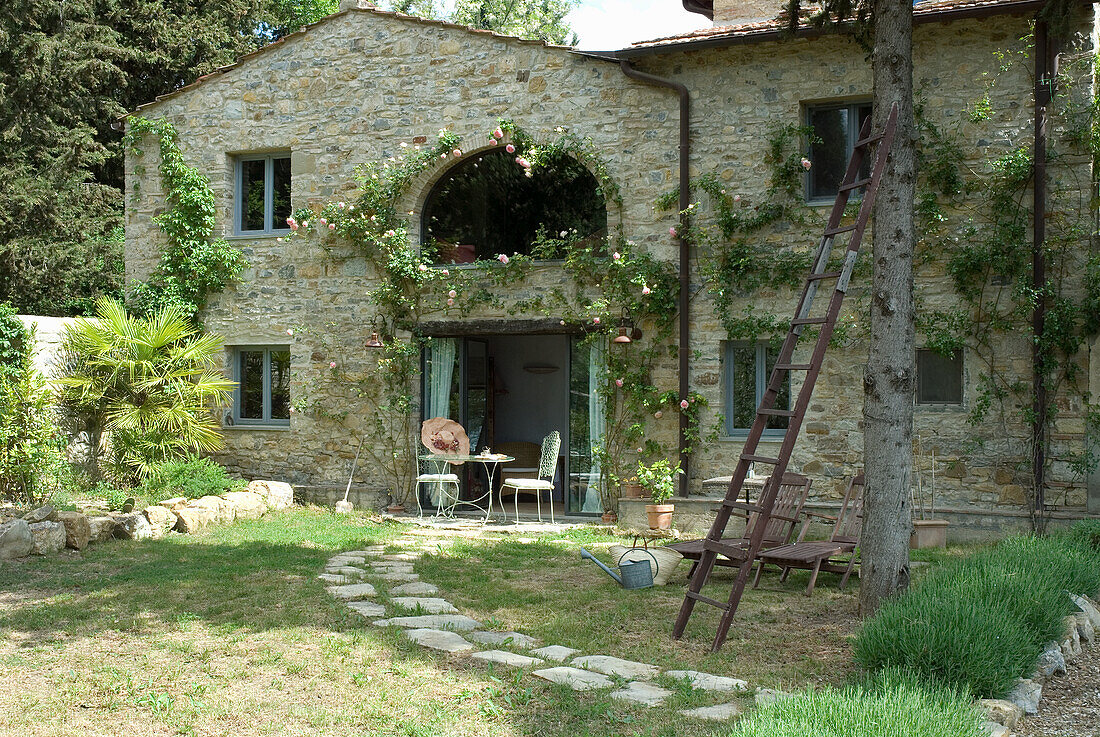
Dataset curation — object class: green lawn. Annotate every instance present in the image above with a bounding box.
[0,507,917,736]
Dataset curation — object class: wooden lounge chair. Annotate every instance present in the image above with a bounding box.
[753,473,864,596]
[666,473,813,578]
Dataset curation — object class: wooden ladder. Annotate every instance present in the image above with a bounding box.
[672,103,899,652]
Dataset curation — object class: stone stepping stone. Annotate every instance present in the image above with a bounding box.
[571,655,658,681]
[678,703,742,721]
[327,565,368,576]
[318,573,352,584]
[390,581,439,596]
[346,601,386,618]
[666,670,749,692]
[328,557,366,567]
[371,563,415,573]
[327,583,378,600]
[373,614,482,631]
[470,650,544,668]
[404,628,475,653]
[532,666,613,691]
[344,548,384,557]
[375,572,419,582]
[383,553,421,561]
[391,597,458,614]
[610,682,672,707]
[531,645,579,662]
[467,631,538,649]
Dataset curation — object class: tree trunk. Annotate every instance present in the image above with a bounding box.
[860,0,915,616]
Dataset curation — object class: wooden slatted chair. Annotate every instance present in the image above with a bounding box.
[753,473,864,596]
[666,473,813,578]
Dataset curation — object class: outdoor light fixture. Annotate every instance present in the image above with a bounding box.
[613,307,641,344]
[365,316,385,349]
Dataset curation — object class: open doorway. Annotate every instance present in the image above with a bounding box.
[421,333,603,517]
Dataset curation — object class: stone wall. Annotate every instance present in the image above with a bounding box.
[125,6,1100,521]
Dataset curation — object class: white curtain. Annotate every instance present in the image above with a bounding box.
[583,338,607,513]
[428,338,456,420]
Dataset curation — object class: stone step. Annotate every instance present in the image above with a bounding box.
[530,645,578,662]
[532,666,613,691]
[346,601,386,618]
[373,614,482,631]
[404,628,475,653]
[391,597,458,614]
[610,681,671,707]
[390,581,439,596]
[470,650,544,668]
[467,631,538,649]
[665,669,749,692]
[327,583,378,600]
[571,655,658,681]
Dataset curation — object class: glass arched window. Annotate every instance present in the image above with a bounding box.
[422,148,607,263]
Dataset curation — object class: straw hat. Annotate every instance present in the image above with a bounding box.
[421,417,469,463]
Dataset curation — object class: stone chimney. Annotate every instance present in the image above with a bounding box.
[711,0,786,25]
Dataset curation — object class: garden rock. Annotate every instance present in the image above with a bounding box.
[532,667,613,691]
[530,645,578,662]
[375,572,419,582]
[373,614,481,631]
[981,720,1009,737]
[1007,678,1042,715]
[610,681,671,707]
[1070,594,1100,630]
[142,505,176,538]
[666,670,749,693]
[467,631,538,649]
[1074,611,1095,645]
[193,496,234,524]
[571,655,658,680]
[0,519,33,558]
[159,497,188,510]
[318,573,352,584]
[55,511,90,550]
[246,480,293,510]
[1061,616,1082,659]
[328,583,377,599]
[978,699,1023,729]
[470,650,544,668]
[23,504,57,523]
[404,628,475,653]
[390,581,438,596]
[174,505,216,533]
[29,521,66,555]
[112,512,153,540]
[87,515,118,543]
[1036,642,1067,678]
[221,491,267,519]
[391,597,457,614]
[346,601,386,617]
[678,703,742,721]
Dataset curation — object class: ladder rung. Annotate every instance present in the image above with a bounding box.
[807,271,842,281]
[824,224,859,237]
[742,454,781,465]
[758,408,796,417]
[721,499,762,512]
[774,363,812,371]
[855,133,883,148]
[839,177,872,192]
[704,539,754,560]
[686,591,731,611]
[791,317,828,326]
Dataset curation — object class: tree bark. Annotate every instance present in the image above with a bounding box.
[860,0,915,616]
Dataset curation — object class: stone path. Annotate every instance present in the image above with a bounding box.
[1015,644,1100,737]
[319,528,753,719]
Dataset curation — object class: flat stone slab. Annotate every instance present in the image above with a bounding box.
[318,573,352,584]
[327,565,368,576]
[371,563,416,574]
[327,583,378,600]
[391,597,458,614]
[531,645,579,662]
[470,650,545,668]
[346,601,387,618]
[375,572,419,582]
[373,614,482,631]
[571,655,658,681]
[343,548,384,557]
[405,628,475,653]
[532,667,614,691]
[467,631,538,649]
[328,555,367,565]
[610,681,672,707]
[390,581,439,596]
[383,553,421,561]
[679,703,742,721]
[666,670,749,692]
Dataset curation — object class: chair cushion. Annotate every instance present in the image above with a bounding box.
[417,474,459,482]
[501,478,553,490]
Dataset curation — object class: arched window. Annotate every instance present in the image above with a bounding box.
[422,148,607,263]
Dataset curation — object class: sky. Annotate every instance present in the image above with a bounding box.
[567,0,710,50]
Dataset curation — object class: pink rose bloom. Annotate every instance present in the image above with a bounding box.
[680,399,690,409]
[654,411,663,419]
[669,227,678,237]
[338,202,346,208]
[593,317,600,324]
[289,406,296,414]
[493,128,504,139]
[448,290,457,298]
[516,157,530,169]
[440,153,447,159]
[642,286,651,295]
[318,218,327,226]
[497,254,510,264]
[453,149,462,157]
[418,264,428,272]
[329,224,336,230]
[442,269,450,275]
[489,139,498,146]
[286,329,294,336]
[615,378,623,387]
[276,237,283,243]
[385,229,396,237]
[559,320,566,326]
[447,298,455,306]
[506,144,516,153]
[733,194,741,202]
[291,222,299,231]
[801,157,812,170]
[329,361,337,369]
[612,252,621,261]
[286,217,296,227]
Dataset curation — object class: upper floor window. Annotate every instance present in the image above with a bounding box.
[422,148,607,263]
[724,341,790,436]
[806,102,871,202]
[231,346,291,425]
[236,154,291,235]
[916,348,963,405]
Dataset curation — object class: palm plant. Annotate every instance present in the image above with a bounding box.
[58,297,235,482]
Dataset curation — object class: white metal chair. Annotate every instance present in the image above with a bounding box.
[500,431,560,523]
[415,457,460,517]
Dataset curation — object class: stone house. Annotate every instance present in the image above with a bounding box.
[124,0,1100,537]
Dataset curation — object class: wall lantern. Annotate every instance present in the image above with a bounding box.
[613,307,642,344]
[365,316,386,349]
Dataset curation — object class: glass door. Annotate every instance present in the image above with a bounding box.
[568,336,603,515]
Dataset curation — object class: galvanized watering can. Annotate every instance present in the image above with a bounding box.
[580,548,656,590]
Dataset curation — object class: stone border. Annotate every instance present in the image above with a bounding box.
[0,480,294,559]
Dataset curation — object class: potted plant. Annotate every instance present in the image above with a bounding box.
[619,475,645,499]
[911,436,949,549]
[637,459,682,530]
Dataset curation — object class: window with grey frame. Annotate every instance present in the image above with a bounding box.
[232,346,291,425]
[723,341,790,436]
[916,348,963,405]
[805,101,872,201]
[235,154,292,234]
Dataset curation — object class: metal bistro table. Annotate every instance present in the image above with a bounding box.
[418,453,515,523]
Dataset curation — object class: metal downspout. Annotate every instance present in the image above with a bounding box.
[618,60,692,498]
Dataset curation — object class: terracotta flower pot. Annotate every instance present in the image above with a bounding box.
[601,511,618,524]
[387,503,406,514]
[910,519,948,549]
[645,503,675,530]
[621,482,645,499]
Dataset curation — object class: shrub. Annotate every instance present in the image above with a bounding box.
[729,669,985,737]
[137,456,243,503]
[0,301,28,377]
[854,533,1100,698]
[1065,519,1100,551]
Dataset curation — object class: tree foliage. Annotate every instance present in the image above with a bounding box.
[382,0,579,44]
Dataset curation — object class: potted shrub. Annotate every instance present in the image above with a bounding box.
[637,459,682,530]
[619,476,645,499]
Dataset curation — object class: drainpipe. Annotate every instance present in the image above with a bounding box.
[1032,20,1058,531]
[618,60,691,497]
